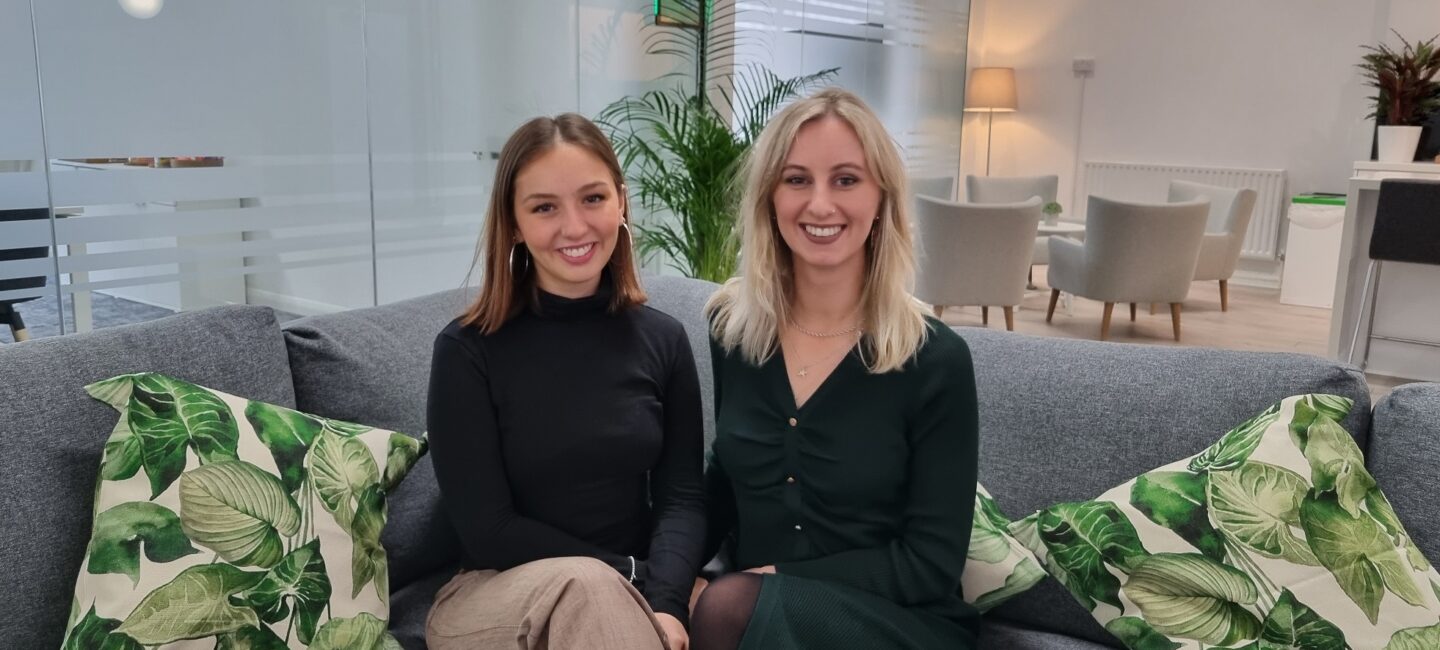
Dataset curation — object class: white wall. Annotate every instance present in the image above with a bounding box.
[964,0,1440,283]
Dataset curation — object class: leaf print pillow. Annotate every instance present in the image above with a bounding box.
[1010,394,1440,650]
[964,483,1045,611]
[63,373,426,649]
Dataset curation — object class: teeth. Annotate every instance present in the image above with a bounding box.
[804,224,842,237]
[559,243,594,258]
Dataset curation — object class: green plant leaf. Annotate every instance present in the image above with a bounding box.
[1036,502,1149,610]
[1103,616,1182,650]
[969,490,1014,563]
[115,564,265,644]
[973,557,1045,612]
[1288,395,1355,442]
[216,625,289,650]
[178,460,301,568]
[1189,402,1281,473]
[63,606,143,650]
[1122,553,1262,646]
[1385,622,1440,650]
[351,484,389,603]
[128,374,240,498]
[1301,493,1425,624]
[240,539,332,645]
[86,502,199,584]
[310,428,380,534]
[1296,415,1375,518]
[1432,578,1440,604]
[1252,589,1347,650]
[100,415,144,481]
[383,431,425,492]
[245,401,323,494]
[324,418,374,437]
[1130,470,1227,562]
[86,374,137,408]
[310,612,388,650]
[1365,489,1433,572]
[379,633,405,650]
[1207,462,1318,565]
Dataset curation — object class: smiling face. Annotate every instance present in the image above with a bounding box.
[771,114,884,278]
[512,142,626,298]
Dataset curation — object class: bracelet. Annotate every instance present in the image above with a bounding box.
[628,555,637,583]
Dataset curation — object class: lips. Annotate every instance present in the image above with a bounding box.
[556,242,597,265]
[800,223,845,243]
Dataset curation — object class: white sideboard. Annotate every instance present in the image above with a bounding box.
[1328,161,1440,381]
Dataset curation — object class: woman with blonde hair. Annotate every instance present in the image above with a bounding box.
[426,113,705,649]
[690,89,979,649]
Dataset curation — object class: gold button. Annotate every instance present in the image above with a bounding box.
[786,476,796,484]
[788,417,797,427]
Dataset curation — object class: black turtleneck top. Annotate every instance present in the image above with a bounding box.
[426,277,706,624]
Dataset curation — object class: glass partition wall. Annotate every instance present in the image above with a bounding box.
[0,0,969,342]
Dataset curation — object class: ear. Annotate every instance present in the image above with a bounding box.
[619,183,629,218]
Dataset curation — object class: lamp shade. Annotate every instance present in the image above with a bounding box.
[964,67,1017,112]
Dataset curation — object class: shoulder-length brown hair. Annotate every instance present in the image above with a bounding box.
[460,113,646,333]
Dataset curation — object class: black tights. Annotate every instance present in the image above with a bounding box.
[689,573,763,650]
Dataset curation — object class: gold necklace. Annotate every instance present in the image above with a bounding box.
[791,332,861,377]
[790,319,862,338]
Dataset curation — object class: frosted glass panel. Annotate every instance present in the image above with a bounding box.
[0,0,59,342]
[32,0,373,331]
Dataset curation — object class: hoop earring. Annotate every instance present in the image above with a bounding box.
[619,219,635,249]
[509,243,529,275]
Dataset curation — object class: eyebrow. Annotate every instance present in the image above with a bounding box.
[521,181,610,202]
[782,163,865,173]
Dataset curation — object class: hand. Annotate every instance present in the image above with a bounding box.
[689,577,709,615]
[742,565,776,575]
[655,612,689,650]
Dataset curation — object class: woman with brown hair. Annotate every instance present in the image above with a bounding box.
[425,113,705,650]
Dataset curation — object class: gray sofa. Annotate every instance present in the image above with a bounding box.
[3,275,1437,650]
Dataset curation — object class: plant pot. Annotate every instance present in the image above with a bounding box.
[1377,125,1424,163]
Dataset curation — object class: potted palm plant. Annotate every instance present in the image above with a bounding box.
[1359,31,1440,162]
[597,0,836,282]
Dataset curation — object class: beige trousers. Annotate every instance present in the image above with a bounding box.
[425,557,668,650]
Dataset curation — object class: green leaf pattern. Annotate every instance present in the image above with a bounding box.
[86,502,199,584]
[76,373,426,650]
[1012,394,1440,650]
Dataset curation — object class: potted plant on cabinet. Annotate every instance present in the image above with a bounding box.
[1359,30,1440,162]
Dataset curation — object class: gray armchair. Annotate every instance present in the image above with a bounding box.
[965,175,1061,274]
[912,176,956,202]
[1167,180,1258,311]
[914,196,1042,331]
[1046,195,1210,341]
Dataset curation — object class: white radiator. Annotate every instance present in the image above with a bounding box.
[1079,161,1289,260]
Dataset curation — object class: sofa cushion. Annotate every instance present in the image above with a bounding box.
[62,372,427,649]
[0,306,294,650]
[1370,382,1440,567]
[1013,394,1440,650]
[959,327,1372,642]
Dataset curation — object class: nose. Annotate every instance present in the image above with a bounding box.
[558,202,589,239]
[806,187,838,219]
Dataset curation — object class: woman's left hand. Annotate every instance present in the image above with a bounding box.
[655,612,690,650]
[742,565,776,575]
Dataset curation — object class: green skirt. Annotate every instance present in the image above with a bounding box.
[739,574,977,649]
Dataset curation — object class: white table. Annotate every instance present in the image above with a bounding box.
[1328,161,1440,381]
[1038,221,1086,237]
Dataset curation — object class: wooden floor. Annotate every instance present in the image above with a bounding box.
[933,274,1417,401]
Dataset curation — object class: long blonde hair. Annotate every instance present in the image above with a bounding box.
[460,114,646,333]
[706,88,928,373]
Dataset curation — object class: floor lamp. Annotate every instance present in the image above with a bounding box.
[964,67,1017,176]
